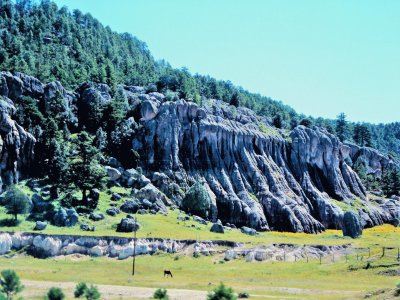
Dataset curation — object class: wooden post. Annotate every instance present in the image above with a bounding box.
[283,249,286,262]
[368,247,371,258]
[382,247,385,257]
[132,216,137,276]
[319,255,322,265]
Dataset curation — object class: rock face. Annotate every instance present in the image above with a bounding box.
[0,72,36,189]
[345,143,399,178]
[131,97,399,233]
[1,71,398,233]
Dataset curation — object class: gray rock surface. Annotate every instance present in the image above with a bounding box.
[34,221,47,231]
[53,207,79,227]
[106,207,120,216]
[342,211,363,238]
[89,213,105,221]
[1,72,398,233]
[241,226,258,236]
[0,73,36,189]
[210,220,224,234]
[117,217,140,232]
[120,200,139,214]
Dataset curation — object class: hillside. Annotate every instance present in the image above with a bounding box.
[0,71,399,234]
[1,0,400,157]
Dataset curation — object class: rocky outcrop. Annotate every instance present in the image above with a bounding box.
[0,232,238,258]
[345,143,399,177]
[132,98,399,233]
[0,72,36,188]
[1,71,398,233]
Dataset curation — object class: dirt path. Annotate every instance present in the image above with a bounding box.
[21,279,361,300]
[22,280,207,300]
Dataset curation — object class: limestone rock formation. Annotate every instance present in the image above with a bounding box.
[0,71,398,233]
[0,72,37,189]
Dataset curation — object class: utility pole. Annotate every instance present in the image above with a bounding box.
[132,215,137,276]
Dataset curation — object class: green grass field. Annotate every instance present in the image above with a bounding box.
[0,250,399,300]
[1,181,400,299]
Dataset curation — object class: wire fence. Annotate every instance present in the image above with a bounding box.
[221,246,400,265]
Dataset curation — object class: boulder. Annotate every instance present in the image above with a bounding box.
[121,169,150,188]
[117,217,140,232]
[193,215,207,225]
[34,221,47,231]
[120,200,139,214]
[105,166,122,181]
[108,157,122,168]
[53,207,79,227]
[89,213,105,221]
[132,184,168,212]
[80,223,95,231]
[241,226,258,236]
[342,211,363,238]
[224,249,236,261]
[106,207,120,216]
[111,193,122,201]
[210,220,224,234]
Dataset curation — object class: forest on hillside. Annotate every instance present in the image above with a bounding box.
[1,0,399,157]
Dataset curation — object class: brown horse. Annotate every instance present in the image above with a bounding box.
[164,270,173,278]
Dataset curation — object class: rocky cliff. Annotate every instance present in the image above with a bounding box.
[0,71,398,233]
[0,72,36,189]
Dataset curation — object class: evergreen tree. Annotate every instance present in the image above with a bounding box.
[381,170,400,197]
[3,186,29,222]
[353,123,373,147]
[101,87,128,133]
[336,113,350,142]
[300,118,313,128]
[273,114,283,129]
[68,132,105,205]
[229,92,240,107]
[0,270,24,300]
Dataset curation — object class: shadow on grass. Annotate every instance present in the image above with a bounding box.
[0,218,21,227]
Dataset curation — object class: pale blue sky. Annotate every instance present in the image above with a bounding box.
[52,0,400,123]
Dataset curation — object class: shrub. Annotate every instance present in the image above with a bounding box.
[47,287,65,300]
[207,282,237,300]
[74,282,87,298]
[0,269,24,299]
[181,182,212,219]
[3,186,29,222]
[153,288,169,299]
[85,285,101,300]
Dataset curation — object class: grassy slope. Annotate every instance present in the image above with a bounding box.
[1,181,400,299]
[1,183,400,248]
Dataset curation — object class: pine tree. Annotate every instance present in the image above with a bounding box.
[68,132,106,205]
[229,92,240,107]
[336,113,350,142]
